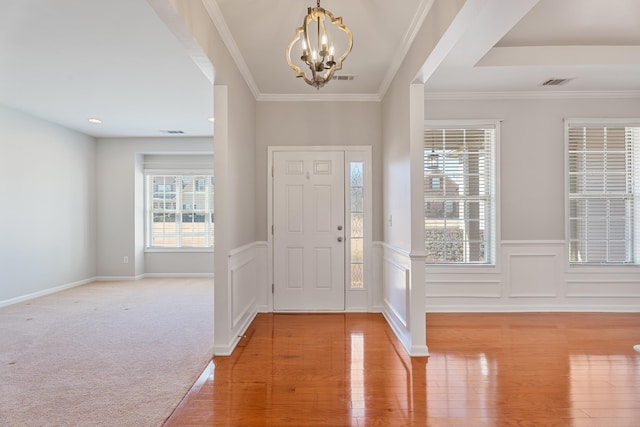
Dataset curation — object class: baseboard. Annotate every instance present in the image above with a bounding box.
[0,277,97,308]
[382,305,411,355]
[213,310,258,356]
[94,275,144,281]
[143,273,214,278]
[425,304,640,312]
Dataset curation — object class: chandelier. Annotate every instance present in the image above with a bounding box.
[286,0,353,89]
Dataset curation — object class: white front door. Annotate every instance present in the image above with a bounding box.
[273,150,345,311]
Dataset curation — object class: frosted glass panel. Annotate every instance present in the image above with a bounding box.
[350,162,363,186]
[351,214,363,238]
[349,162,365,289]
[351,264,363,289]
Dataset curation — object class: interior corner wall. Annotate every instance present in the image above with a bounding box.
[255,101,383,242]
[0,104,96,303]
[95,137,213,278]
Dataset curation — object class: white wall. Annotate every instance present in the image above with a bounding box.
[169,0,258,354]
[0,105,96,304]
[255,101,383,241]
[95,137,213,278]
[423,95,640,311]
[379,0,466,355]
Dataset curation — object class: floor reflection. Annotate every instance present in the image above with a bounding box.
[349,332,365,416]
[165,312,640,427]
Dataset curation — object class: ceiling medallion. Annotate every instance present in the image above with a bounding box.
[286,0,353,89]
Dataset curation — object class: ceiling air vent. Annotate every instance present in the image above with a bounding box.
[332,74,357,81]
[540,78,572,86]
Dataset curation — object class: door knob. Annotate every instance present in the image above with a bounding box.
[337,236,343,242]
[337,225,343,231]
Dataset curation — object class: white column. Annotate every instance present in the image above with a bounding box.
[213,85,231,354]
[409,82,428,356]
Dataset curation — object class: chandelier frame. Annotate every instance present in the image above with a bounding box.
[286,3,353,89]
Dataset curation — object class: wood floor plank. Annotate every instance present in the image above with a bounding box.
[164,312,640,426]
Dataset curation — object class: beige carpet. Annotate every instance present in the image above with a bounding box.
[0,278,214,426]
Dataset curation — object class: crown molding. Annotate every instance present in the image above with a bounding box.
[425,90,640,101]
[202,0,260,99]
[256,93,381,102]
[377,0,435,99]
[203,0,435,103]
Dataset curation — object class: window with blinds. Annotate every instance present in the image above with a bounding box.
[567,123,639,265]
[146,174,214,248]
[424,126,496,264]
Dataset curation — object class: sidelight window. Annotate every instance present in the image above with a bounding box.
[349,161,365,288]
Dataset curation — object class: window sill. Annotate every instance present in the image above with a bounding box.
[145,248,214,253]
[568,263,640,273]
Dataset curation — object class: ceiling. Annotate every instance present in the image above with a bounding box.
[0,0,214,138]
[1,0,639,138]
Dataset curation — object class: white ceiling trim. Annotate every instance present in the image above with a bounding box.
[203,0,260,98]
[425,90,640,101]
[205,0,437,102]
[478,46,640,67]
[148,0,214,83]
[377,0,435,99]
[257,93,381,102]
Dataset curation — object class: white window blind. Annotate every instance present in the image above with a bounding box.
[146,174,214,248]
[567,124,639,264]
[424,126,496,264]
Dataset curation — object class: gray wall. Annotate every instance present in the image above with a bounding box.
[0,104,96,302]
[95,137,213,278]
[424,96,640,241]
[255,101,383,242]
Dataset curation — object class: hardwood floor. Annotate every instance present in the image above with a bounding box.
[164,312,640,426]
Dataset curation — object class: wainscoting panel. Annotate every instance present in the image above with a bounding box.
[426,280,501,298]
[229,250,256,330]
[508,254,557,297]
[225,242,264,354]
[380,244,412,352]
[566,280,640,298]
[419,240,640,311]
[383,255,409,328]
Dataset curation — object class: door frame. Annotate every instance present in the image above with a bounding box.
[267,146,373,312]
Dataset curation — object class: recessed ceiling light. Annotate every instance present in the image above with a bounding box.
[208,117,215,123]
[88,118,102,124]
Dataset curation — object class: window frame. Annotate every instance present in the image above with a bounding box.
[423,120,500,267]
[564,118,640,267]
[144,170,214,252]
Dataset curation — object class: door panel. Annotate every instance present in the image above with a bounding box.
[273,150,345,311]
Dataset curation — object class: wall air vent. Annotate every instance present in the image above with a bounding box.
[540,78,572,86]
[332,74,357,81]
[160,130,185,134]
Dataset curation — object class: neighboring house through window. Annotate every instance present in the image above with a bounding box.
[424,121,498,265]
